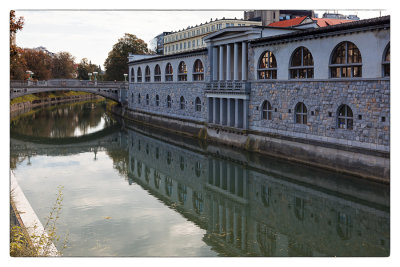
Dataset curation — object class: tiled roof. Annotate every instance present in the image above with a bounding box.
[267,16,308,27]
[312,18,354,27]
[267,16,355,28]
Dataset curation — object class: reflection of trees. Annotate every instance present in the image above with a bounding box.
[11,101,112,138]
[105,148,129,177]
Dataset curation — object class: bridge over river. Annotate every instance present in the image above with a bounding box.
[10,79,128,103]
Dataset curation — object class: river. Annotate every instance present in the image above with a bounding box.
[10,100,390,257]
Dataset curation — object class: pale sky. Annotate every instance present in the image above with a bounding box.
[14,9,389,70]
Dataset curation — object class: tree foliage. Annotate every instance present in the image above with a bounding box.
[52,52,76,79]
[10,10,26,80]
[22,49,53,80]
[104,33,151,81]
[77,58,102,80]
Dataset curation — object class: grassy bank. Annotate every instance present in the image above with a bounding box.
[10,91,92,105]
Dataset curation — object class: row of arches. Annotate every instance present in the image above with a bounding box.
[261,100,355,129]
[131,59,204,83]
[258,42,390,79]
[134,93,202,112]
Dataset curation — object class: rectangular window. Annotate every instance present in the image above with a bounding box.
[184,42,186,49]
[175,44,178,50]
[188,41,190,48]
[180,43,182,49]
[197,29,200,35]
[197,39,199,46]
[192,40,195,47]
[226,23,230,27]
[212,25,215,31]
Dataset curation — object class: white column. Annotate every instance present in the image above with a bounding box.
[234,43,239,81]
[234,99,239,128]
[227,98,232,127]
[241,42,247,81]
[213,97,217,124]
[243,99,249,129]
[219,46,224,81]
[213,46,218,81]
[226,44,231,81]
[241,212,246,250]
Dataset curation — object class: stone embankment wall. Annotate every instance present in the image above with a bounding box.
[10,93,101,113]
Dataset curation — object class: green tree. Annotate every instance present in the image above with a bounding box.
[77,58,102,80]
[51,52,76,79]
[104,33,150,81]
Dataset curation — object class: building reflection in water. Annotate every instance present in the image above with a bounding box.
[11,121,390,257]
[123,125,389,257]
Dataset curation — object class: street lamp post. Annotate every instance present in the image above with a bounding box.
[93,72,98,85]
[123,73,128,82]
[88,73,92,83]
[26,70,33,80]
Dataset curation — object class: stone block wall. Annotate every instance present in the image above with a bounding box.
[128,82,207,122]
[249,80,390,151]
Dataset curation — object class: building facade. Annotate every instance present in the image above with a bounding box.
[163,18,262,55]
[126,16,390,181]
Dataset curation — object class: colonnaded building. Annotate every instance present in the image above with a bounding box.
[125,16,390,182]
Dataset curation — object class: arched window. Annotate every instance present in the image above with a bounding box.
[137,67,142,82]
[330,41,362,78]
[178,61,187,81]
[154,64,161,81]
[193,59,204,81]
[180,96,185,109]
[155,94,159,106]
[145,66,151,82]
[195,162,201,177]
[138,93,141,104]
[165,63,173,81]
[195,97,201,112]
[261,100,273,120]
[178,184,187,204]
[154,171,161,189]
[337,104,353,130]
[258,51,277,79]
[146,94,149,105]
[165,176,173,197]
[130,67,135,82]
[192,192,204,214]
[290,47,314,79]
[167,95,171,108]
[295,102,307,124]
[382,44,390,77]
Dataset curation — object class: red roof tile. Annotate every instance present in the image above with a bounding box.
[267,16,308,27]
[311,18,355,27]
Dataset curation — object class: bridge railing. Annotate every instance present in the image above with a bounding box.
[11,80,127,88]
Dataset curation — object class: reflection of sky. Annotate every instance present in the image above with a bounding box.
[13,151,216,256]
[73,117,106,137]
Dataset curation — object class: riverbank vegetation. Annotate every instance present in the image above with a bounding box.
[10,186,68,257]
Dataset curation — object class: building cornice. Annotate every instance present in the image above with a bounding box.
[250,16,390,47]
[129,48,207,65]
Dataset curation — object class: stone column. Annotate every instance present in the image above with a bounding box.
[234,98,239,128]
[212,46,218,81]
[243,99,249,129]
[219,46,224,81]
[213,97,217,124]
[234,166,239,195]
[226,44,231,81]
[233,207,238,246]
[219,203,223,234]
[227,98,232,127]
[220,98,227,125]
[208,97,213,123]
[234,43,239,81]
[241,212,246,250]
[226,206,230,242]
[242,42,247,81]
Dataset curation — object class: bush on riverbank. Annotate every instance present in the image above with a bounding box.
[10,186,68,257]
[10,91,91,105]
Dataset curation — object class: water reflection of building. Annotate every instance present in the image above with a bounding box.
[124,127,389,257]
